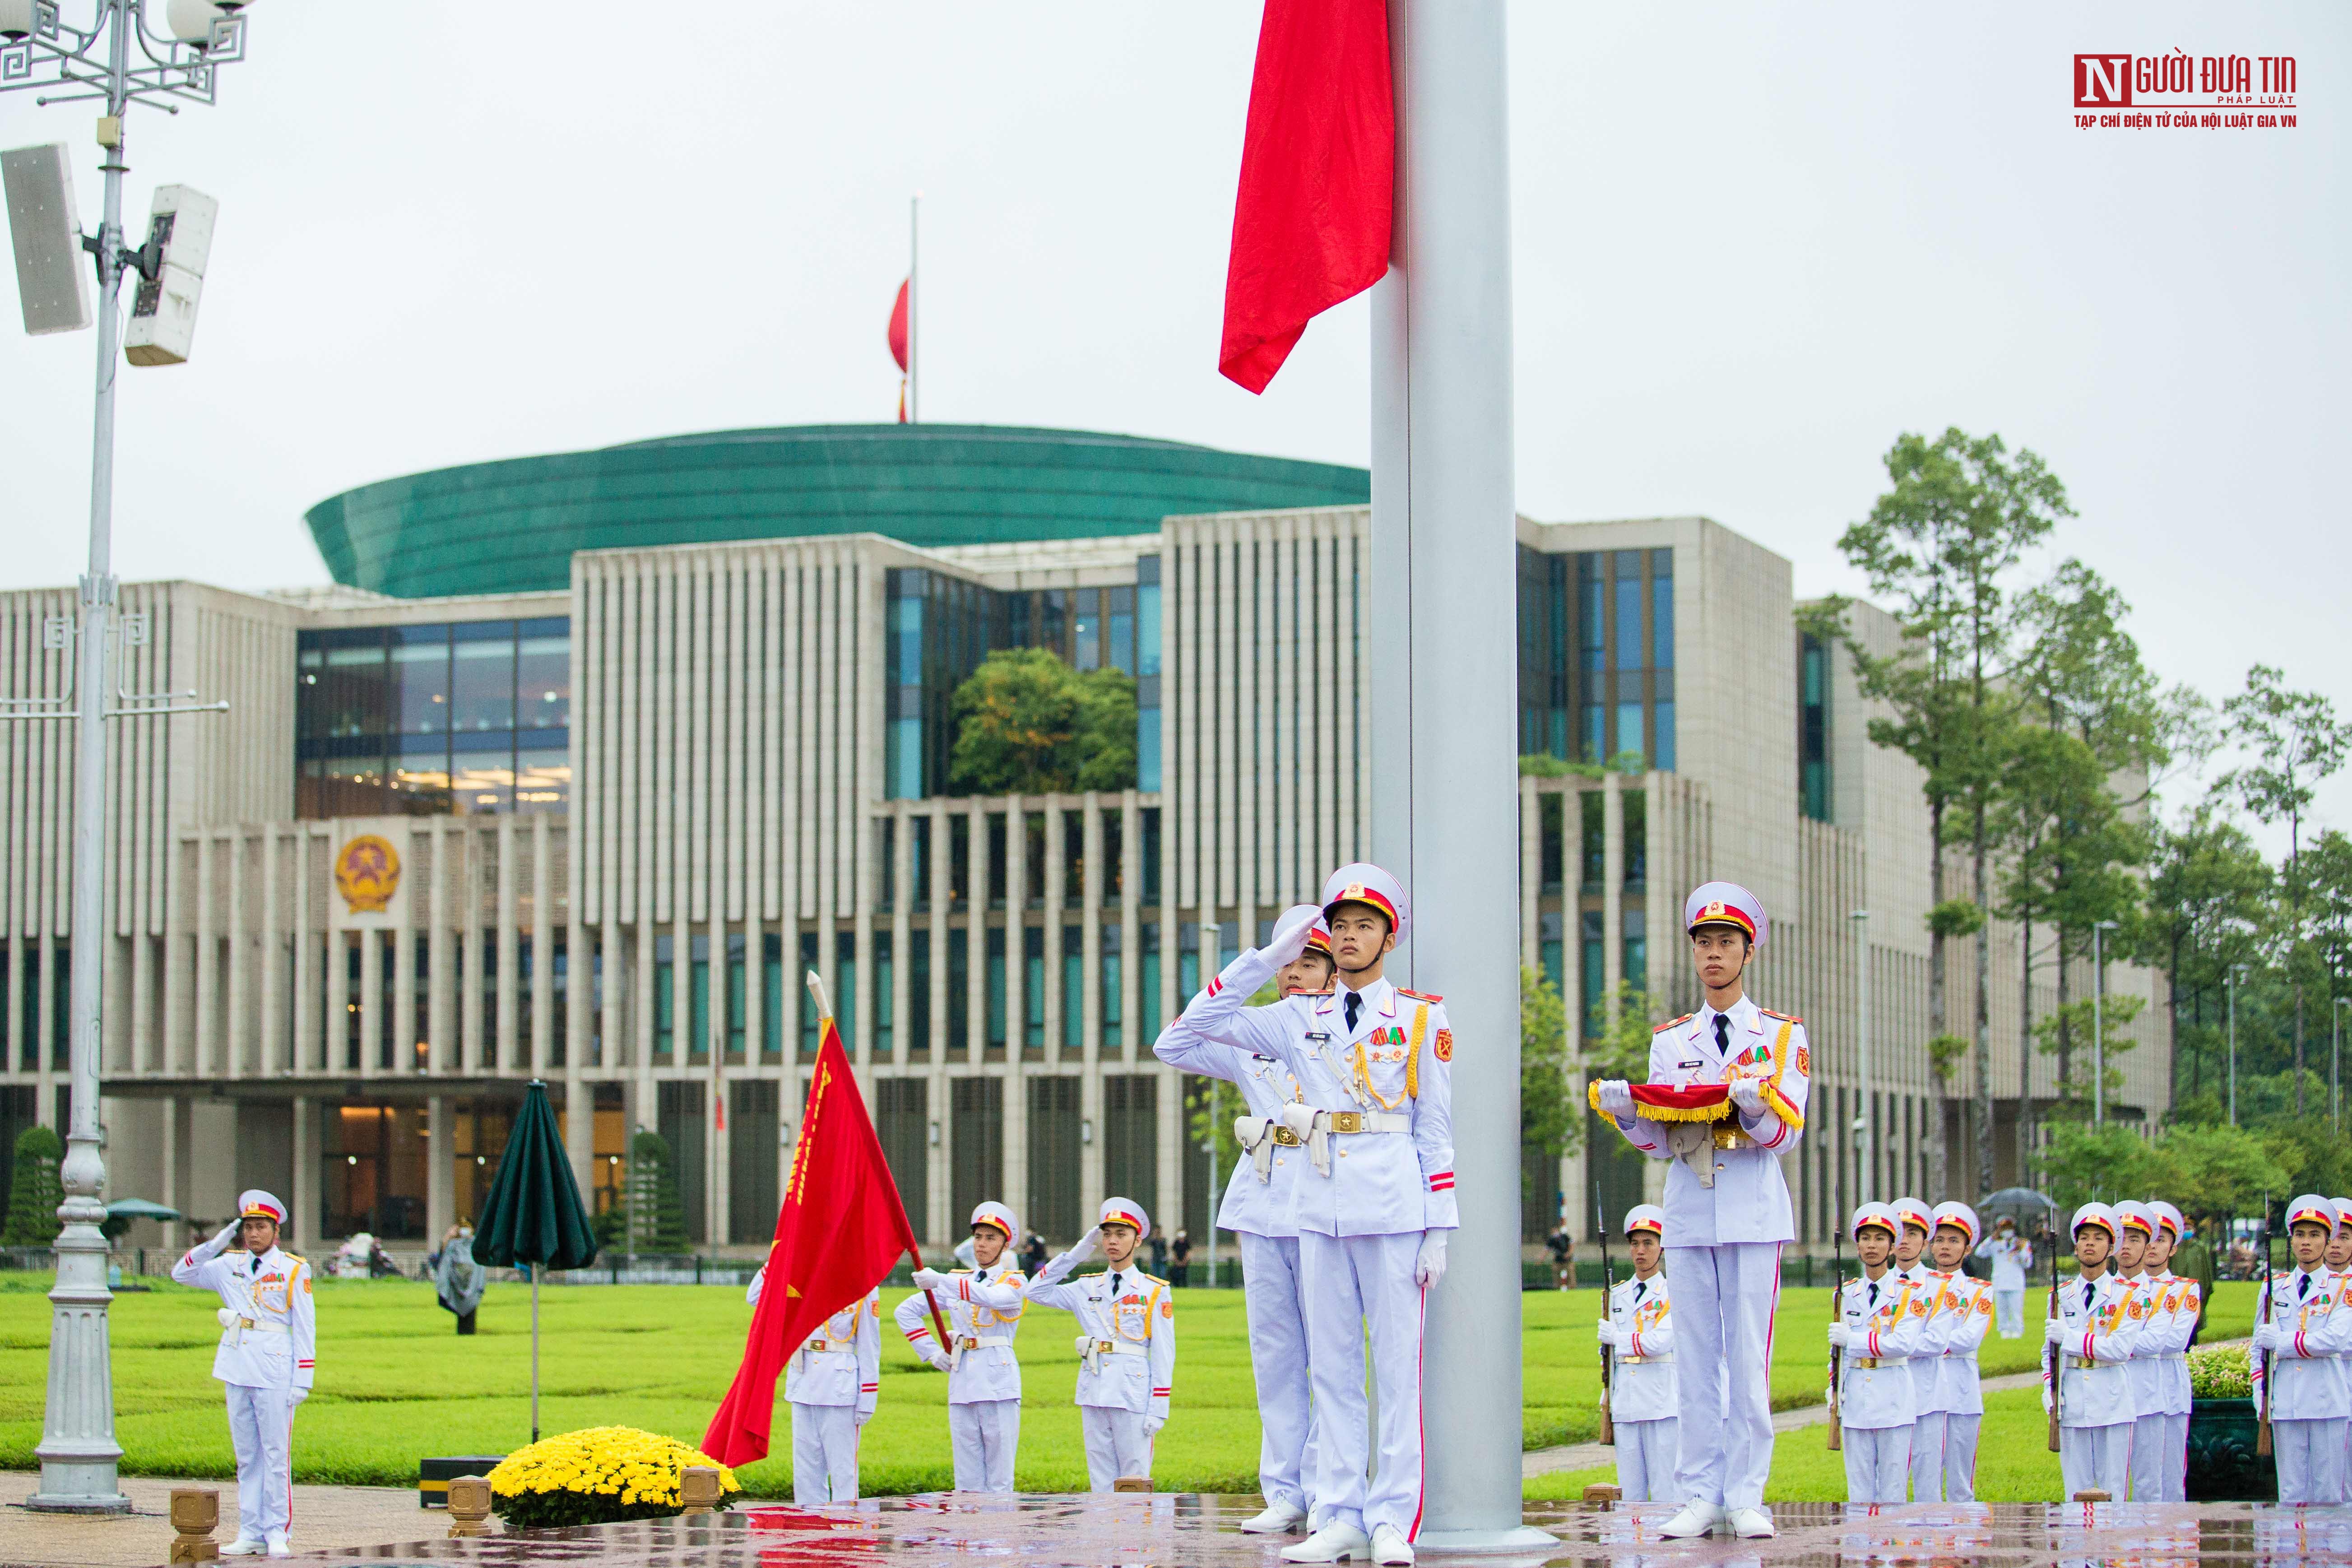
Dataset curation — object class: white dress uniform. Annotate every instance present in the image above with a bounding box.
[2124,1265,2197,1502]
[2044,1206,2144,1502]
[1974,1231,2033,1338]
[2145,1201,2200,1502]
[1601,1206,1678,1503]
[1153,922,1320,1523]
[1887,1201,1941,1503]
[1833,1207,1930,1506]
[752,1271,879,1504]
[1026,1199,1177,1492]
[893,1202,1026,1494]
[1186,866,1454,1556]
[1921,1202,1994,1502]
[170,1191,315,1556]
[2252,1197,2352,1506]
[1600,883,1809,1533]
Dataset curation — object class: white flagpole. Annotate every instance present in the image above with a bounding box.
[1370,0,1545,1549]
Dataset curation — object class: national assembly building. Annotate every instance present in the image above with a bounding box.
[0,423,2171,1262]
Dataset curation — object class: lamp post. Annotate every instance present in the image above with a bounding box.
[2,0,255,1513]
[1850,909,1871,1200]
[2227,965,2245,1127]
[2092,920,2118,1129]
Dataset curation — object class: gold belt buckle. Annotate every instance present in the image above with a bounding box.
[1713,1125,1754,1150]
[2070,1355,2097,1370]
[1095,1340,1116,1353]
[1851,1357,1878,1370]
[1271,1127,1302,1146]
[1327,1112,1364,1134]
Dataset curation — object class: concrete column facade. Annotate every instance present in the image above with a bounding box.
[427,1096,453,1243]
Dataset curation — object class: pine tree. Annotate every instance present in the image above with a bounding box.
[2,1125,65,1248]
[626,1129,691,1255]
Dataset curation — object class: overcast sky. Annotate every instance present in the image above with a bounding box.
[3,4,2344,844]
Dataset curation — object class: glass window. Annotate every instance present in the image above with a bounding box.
[1101,930,1123,1049]
[726,935,747,1060]
[1137,714,1161,793]
[1623,789,1647,886]
[1622,908,1647,997]
[763,933,785,1058]
[1655,702,1676,774]
[689,934,710,1062]
[987,928,1008,1048]
[1140,921,1161,1031]
[1063,932,1084,1049]
[947,928,969,1048]
[1614,573,1643,672]
[1580,910,1605,1034]
[1578,557,1605,675]
[889,719,922,801]
[514,747,568,812]
[1141,808,1161,903]
[1581,705,1604,764]
[1108,586,1137,675]
[800,932,821,1056]
[1581,791,1605,887]
[1616,701,1644,762]
[392,625,450,738]
[1024,927,1046,1048]
[906,931,928,1058]
[1073,589,1101,672]
[450,622,517,734]
[1137,575,1161,678]
[1178,948,1199,1010]
[653,935,675,1059]
[517,628,569,735]
[1651,560,1674,671]
[837,931,858,1044]
[451,737,513,815]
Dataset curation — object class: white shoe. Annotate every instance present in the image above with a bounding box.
[1241,1502,1309,1535]
[1727,1508,1776,1540]
[1370,1525,1414,1566]
[221,1540,266,1558]
[1281,1523,1372,1563]
[1656,1502,1722,1539]
[264,1536,292,1559]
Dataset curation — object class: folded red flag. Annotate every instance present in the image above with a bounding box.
[703,1019,923,1467]
[1587,1082,1734,1123]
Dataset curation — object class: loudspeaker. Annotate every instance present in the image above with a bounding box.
[3,142,92,336]
[124,183,217,366]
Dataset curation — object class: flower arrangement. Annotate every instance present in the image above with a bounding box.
[2187,1343,2253,1400]
[486,1425,739,1530]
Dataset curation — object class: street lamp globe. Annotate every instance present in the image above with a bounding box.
[0,0,34,40]
[164,0,225,43]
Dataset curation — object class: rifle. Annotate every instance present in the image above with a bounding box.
[1826,1219,1844,1452]
[2256,1198,2275,1459]
[1596,1178,1615,1447]
[2046,1220,2062,1453]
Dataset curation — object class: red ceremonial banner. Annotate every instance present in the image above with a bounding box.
[1586,1082,1735,1123]
[702,1020,923,1466]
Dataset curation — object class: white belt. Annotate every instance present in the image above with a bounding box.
[1077,1335,1149,1375]
[1848,1355,1912,1369]
[1281,1106,1410,1176]
[948,1334,1010,1373]
[217,1308,289,1349]
[1618,1353,1673,1365]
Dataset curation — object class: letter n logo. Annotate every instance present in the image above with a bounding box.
[2075,54,2132,107]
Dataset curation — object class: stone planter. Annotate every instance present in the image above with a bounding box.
[2185,1398,2276,1502]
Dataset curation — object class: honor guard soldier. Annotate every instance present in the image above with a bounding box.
[1599,1205,1678,1503]
[1974,1216,2033,1339]
[2331,1200,2352,1499]
[1829,1203,1927,1505]
[2112,1201,2170,1502]
[749,1269,880,1503]
[2135,1200,2199,1500]
[1153,905,1332,1532]
[1177,864,1454,1567]
[171,1191,314,1558]
[1886,1196,1938,1501]
[1026,1197,1177,1493]
[2044,1202,2144,1501]
[897,1201,1027,1493]
[1921,1202,1994,1501]
[2252,1196,2352,1504]
[1595,881,1809,1540]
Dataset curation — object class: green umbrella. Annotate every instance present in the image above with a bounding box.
[473,1081,598,1442]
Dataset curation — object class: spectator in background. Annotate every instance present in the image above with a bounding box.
[1170,1229,1192,1287]
[429,1223,485,1335]
[2173,1220,2217,1342]
[1546,1223,1576,1290]
[1148,1225,1169,1276]
[1022,1230,1048,1276]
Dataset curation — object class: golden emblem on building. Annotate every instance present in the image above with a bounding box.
[333,834,401,914]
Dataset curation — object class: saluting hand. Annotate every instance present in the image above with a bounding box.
[911,1267,949,1292]
[1264,905,1320,967]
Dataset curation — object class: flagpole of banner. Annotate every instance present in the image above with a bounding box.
[1369,0,1546,1550]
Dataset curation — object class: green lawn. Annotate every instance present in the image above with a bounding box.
[0,1274,2256,1503]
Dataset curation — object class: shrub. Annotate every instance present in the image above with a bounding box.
[2188,1344,2252,1400]
[2,1126,64,1247]
[487,1425,737,1530]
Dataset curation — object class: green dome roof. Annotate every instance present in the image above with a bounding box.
[304,423,1371,599]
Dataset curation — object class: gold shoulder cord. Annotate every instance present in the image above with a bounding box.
[1407,1003,1427,1100]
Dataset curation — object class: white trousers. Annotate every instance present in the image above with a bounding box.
[1081,1405,1154,1492]
[1993,1289,2025,1339]
[2273,1417,2348,1506]
[1842,1425,1911,1504]
[1240,1231,1316,1513]
[2128,1414,2171,1503]
[225,1383,293,1544]
[1909,1412,1945,1500]
[1941,1414,1981,1502]
[2168,1412,2190,1503]
[2059,1421,2131,1500]
[790,1402,860,1503]
[1666,1240,1781,1513]
[1614,1418,1678,1504]
[1299,1229,1425,1540]
[948,1399,1020,1493]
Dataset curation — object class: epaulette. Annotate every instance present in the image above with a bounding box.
[1759,1008,1802,1024]
[1398,988,1443,1003]
[1654,1014,1693,1034]
[283,1253,305,1266]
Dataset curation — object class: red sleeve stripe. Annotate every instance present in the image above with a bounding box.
[1151,1387,1172,1395]
[1206,977,1225,997]
[1758,1124,1791,1149]
[905,1327,932,1341]
[297,1359,314,1368]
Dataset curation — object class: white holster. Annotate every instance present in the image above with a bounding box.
[1665,1120,1716,1187]
[1234,1116,1277,1182]
[216,1305,243,1350]
[1279,1103,1326,1176]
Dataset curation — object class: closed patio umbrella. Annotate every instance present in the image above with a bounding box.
[472,1081,598,1442]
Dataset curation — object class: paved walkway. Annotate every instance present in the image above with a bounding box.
[0,1474,459,1568]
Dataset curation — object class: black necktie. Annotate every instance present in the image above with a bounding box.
[1633,1281,1647,1303]
[1344,992,1362,1034]
[1109,1272,1123,1299]
[2299,1273,2310,1300]
[1713,1014,1731,1053]
[2083,1281,2095,1309]
[1868,1281,1879,1306]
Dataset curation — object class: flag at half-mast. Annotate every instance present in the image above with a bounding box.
[702,1001,923,1466]
[889,278,911,423]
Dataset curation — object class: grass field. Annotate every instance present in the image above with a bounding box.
[0,1274,2255,1503]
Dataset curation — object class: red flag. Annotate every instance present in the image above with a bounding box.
[702,1019,922,1467]
[888,279,910,372]
[1217,0,1394,394]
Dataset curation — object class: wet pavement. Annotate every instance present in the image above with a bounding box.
[288,1493,2352,1568]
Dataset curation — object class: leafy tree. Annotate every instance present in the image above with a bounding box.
[1520,965,1579,1161]
[2221,666,2352,1114]
[1580,982,1664,1081]
[2142,805,2273,1109]
[626,1128,691,1255]
[2154,1123,2290,1225]
[948,648,1137,796]
[2,1125,64,1248]
[1814,427,2070,1196]
[2034,1123,2169,1212]
[2030,994,2143,1117]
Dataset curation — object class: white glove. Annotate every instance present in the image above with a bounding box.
[2041,1384,2054,1413]
[292,1387,310,1407]
[1596,1080,1635,1118]
[2253,1322,2282,1354]
[855,1406,872,1428]
[1595,1318,1619,1345]
[213,1220,241,1250]
[911,1267,949,1292]
[1729,1077,1764,1117]
[923,1349,951,1373]
[1144,1417,1165,1440]
[1415,1232,1448,1289]
[1063,1228,1100,1267]
[2044,1317,2067,1345]
[1265,904,1321,967]
[1826,1324,1850,1350]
